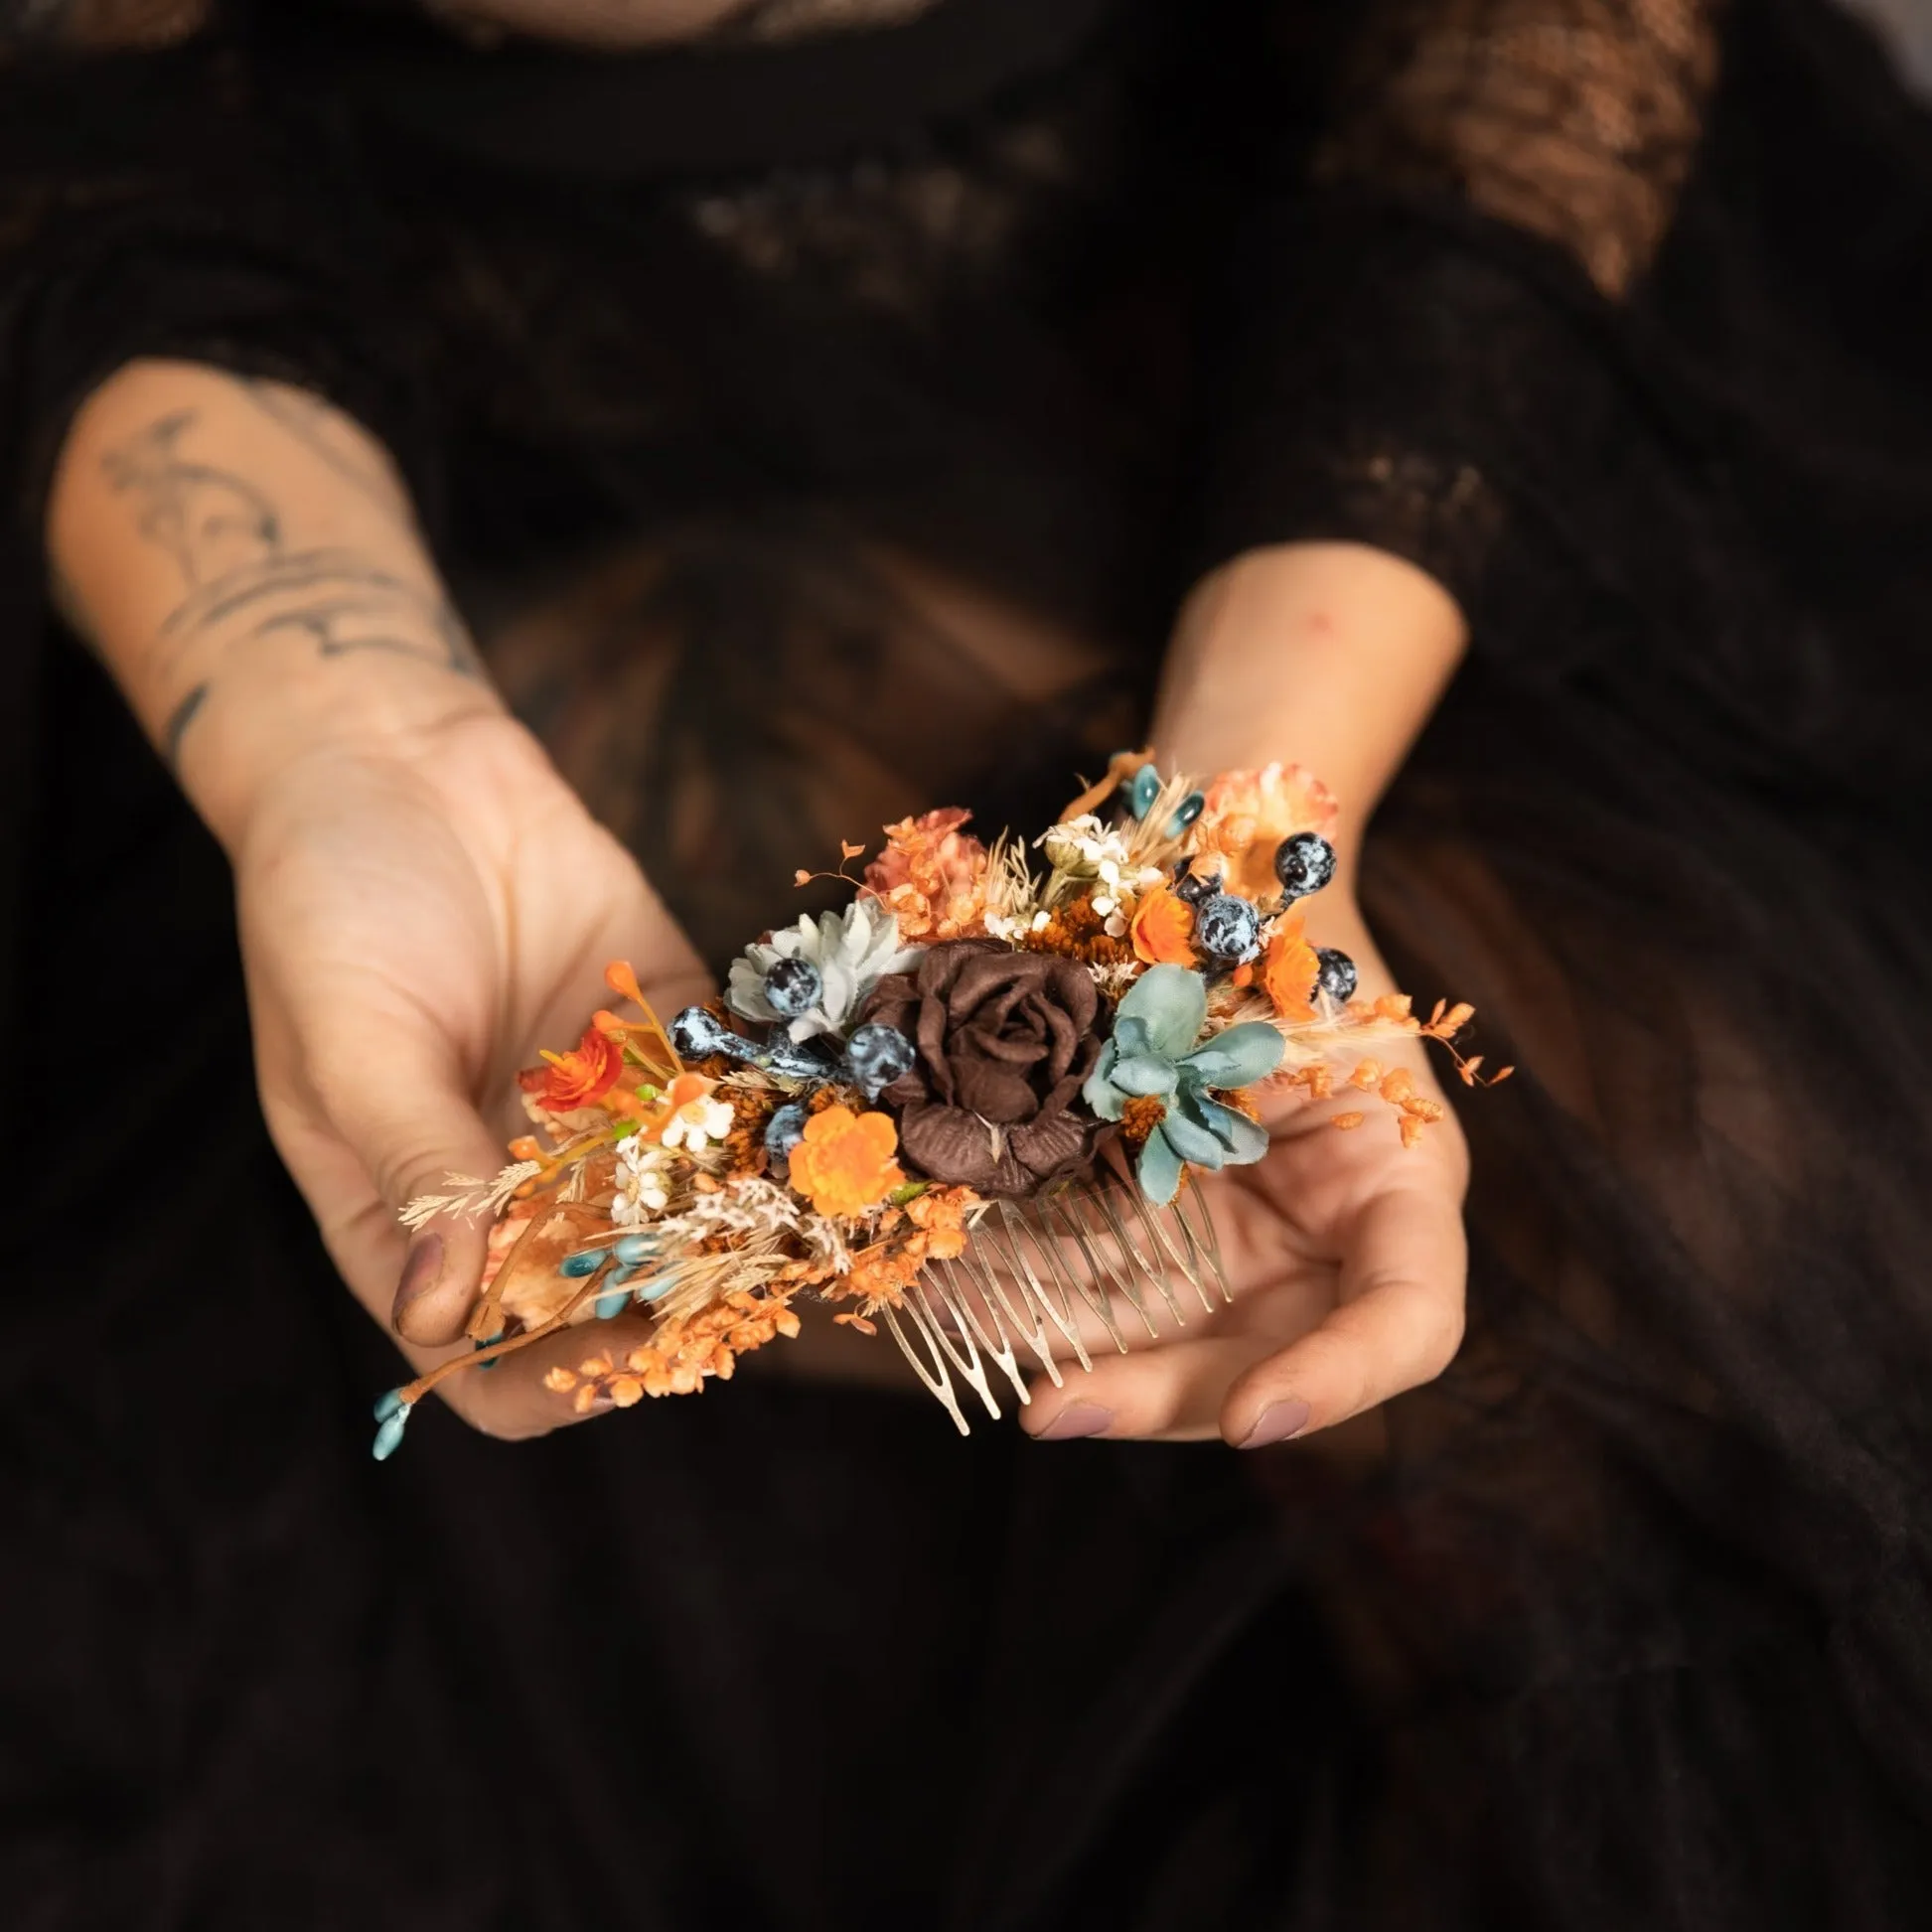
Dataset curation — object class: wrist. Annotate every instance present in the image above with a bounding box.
[1151,541,1466,862]
[187,659,507,858]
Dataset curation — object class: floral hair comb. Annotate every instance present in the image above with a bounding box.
[373,753,1500,1456]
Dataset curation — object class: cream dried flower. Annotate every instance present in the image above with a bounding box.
[725,898,920,1040]
[611,1138,671,1230]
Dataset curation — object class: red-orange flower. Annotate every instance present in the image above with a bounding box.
[788,1106,905,1218]
[519,1025,623,1114]
[1129,885,1197,966]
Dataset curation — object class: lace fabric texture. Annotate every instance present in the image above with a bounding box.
[1319,0,1720,296]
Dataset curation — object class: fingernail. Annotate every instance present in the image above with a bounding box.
[391,1232,445,1330]
[1239,1397,1311,1448]
[1032,1401,1114,1441]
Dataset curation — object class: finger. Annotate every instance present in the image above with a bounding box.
[1220,1185,1465,1446]
[286,1015,509,1346]
[1019,1335,1274,1443]
[430,1303,675,1441]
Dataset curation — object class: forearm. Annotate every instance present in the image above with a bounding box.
[46,358,502,853]
[1151,540,1466,887]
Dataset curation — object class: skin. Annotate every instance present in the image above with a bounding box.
[49,357,1468,1445]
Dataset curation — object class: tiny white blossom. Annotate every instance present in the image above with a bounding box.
[612,1139,673,1226]
[663,1096,735,1152]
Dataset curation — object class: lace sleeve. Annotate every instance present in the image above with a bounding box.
[1205,0,1726,661]
[1317,0,1718,299]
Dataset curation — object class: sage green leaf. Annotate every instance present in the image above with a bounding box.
[1136,1124,1185,1205]
[1116,965,1208,1060]
[1182,1090,1271,1166]
[1108,1054,1180,1099]
[1084,1050,1128,1120]
[1156,1104,1228,1168]
[1180,1021,1285,1089]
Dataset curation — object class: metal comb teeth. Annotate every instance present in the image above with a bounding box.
[883,1166,1232,1434]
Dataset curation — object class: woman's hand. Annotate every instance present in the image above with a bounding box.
[49,361,717,1437]
[236,710,711,1438]
[1019,895,1468,1445]
[1020,538,1471,1446]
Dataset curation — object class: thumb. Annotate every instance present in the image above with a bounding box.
[295,1013,513,1348]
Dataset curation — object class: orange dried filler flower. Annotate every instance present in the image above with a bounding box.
[788,1106,905,1217]
[864,807,989,941]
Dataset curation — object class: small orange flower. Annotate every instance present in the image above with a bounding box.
[1129,885,1197,966]
[519,1025,622,1113]
[788,1106,905,1218]
[1259,918,1321,1020]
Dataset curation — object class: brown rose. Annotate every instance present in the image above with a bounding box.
[859,942,1106,1198]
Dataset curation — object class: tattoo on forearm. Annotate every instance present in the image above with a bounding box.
[100,405,481,762]
[162,682,211,770]
[235,377,408,515]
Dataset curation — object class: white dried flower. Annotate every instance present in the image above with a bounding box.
[1038,813,1135,879]
[611,1138,671,1229]
[661,1095,735,1152]
[725,898,920,1041]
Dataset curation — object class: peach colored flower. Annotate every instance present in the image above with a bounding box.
[1190,763,1337,899]
[863,807,989,942]
[1129,884,1197,966]
[787,1105,905,1218]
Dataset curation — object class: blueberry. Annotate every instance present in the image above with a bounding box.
[765,1103,808,1161]
[1314,946,1358,1003]
[1195,893,1263,965]
[1173,864,1221,907]
[845,1022,916,1098]
[762,956,822,1019]
[1272,831,1336,902]
[670,1004,737,1061]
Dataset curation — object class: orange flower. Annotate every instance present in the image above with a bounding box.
[518,1025,622,1113]
[1191,763,1337,898]
[1129,885,1197,966]
[1259,917,1321,1020]
[788,1106,905,1218]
